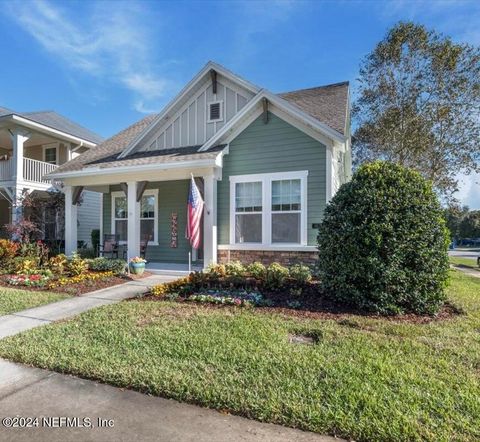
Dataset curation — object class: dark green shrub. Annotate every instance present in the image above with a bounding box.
[87,258,127,274]
[246,262,267,280]
[91,229,100,253]
[317,161,449,315]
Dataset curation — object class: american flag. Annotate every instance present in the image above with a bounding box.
[186,176,204,249]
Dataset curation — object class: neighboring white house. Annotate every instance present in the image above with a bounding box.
[0,106,103,246]
[48,61,351,267]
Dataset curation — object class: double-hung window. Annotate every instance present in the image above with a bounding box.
[111,190,158,244]
[271,179,302,243]
[234,181,262,243]
[113,194,128,242]
[230,171,307,246]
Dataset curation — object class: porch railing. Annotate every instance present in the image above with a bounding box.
[23,157,58,184]
[0,158,14,182]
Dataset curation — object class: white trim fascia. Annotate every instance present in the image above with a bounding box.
[229,170,309,247]
[199,90,346,152]
[0,114,97,148]
[118,61,260,159]
[218,244,317,252]
[47,156,221,179]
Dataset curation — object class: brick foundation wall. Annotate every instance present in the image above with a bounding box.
[217,249,318,267]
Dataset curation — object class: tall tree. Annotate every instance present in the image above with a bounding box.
[353,22,480,199]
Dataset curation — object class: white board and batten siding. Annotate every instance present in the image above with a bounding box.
[137,76,254,152]
[77,190,101,246]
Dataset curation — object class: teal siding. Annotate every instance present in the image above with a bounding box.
[102,180,193,263]
[218,112,326,246]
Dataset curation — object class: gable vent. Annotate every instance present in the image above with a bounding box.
[208,101,223,122]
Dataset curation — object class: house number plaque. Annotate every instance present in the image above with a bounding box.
[170,213,178,248]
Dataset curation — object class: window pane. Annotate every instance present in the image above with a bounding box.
[45,148,57,164]
[141,219,154,241]
[115,220,128,242]
[235,182,262,212]
[141,195,155,218]
[115,197,128,219]
[235,214,262,243]
[272,213,300,243]
[271,179,301,211]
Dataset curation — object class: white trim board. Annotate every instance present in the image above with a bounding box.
[229,170,308,247]
[111,189,159,245]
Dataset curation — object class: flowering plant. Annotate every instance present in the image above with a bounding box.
[47,271,114,289]
[7,273,50,287]
[187,289,264,307]
[130,257,147,264]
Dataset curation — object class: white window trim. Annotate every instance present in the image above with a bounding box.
[207,100,224,123]
[42,143,59,165]
[229,170,308,247]
[111,189,159,246]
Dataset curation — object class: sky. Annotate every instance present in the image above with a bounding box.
[0,0,478,207]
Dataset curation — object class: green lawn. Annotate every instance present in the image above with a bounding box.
[0,287,69,316]
[449,256,479,270]
[0,271,479,441]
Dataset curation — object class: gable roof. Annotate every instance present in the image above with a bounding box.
[49,114,157,175]
[279,82,349,135]
[0,106,103,144]
[49,62,349,178]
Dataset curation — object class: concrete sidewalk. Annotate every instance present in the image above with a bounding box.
[0,359,336,442]
[0,275,340,442]
[0,275,175,339]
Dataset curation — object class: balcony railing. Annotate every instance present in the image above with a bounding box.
[23,157,58,184]
[0,157,58,185]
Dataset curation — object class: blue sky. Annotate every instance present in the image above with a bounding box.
[0,0,478,207]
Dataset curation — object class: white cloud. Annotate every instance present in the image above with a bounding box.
[4,0,172,113]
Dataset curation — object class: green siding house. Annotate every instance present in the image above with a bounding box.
[48,61,351,269]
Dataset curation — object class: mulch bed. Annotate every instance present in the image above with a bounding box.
[140,279,462,324]
[0,271,153,296]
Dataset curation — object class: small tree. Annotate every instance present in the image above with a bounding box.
[317,161,450,315]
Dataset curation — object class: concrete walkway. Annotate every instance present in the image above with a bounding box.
[0,359,335,442]
[451,264,480,278]
[0,274,176,339]
[0,276,338,441]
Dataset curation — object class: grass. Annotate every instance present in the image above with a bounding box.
[0,287,69,315]
[449,256,479,270]
[0,271,479,441]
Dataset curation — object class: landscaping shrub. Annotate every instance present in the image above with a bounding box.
[246,262,266,280]
[48,254,68,275]
[224,261,245,277]
[87,258,126,274]
[13,257,39,275]
[66,253,88,276]
[317,161,450,315]
[78,247,96,259]
[0,239,19,264]
[289,264,312,285]
[265,263,290,290]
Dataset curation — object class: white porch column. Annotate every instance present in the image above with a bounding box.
[203,174,217,267]
[64,185,78,256]
[11,129,30,183]
[11,187,24,226]
[127,181,140,261]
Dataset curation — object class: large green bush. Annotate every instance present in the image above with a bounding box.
[317,161,449,315]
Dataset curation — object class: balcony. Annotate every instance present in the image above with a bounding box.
[0,157,58,186]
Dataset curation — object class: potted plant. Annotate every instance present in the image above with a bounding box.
[129,257,147,275]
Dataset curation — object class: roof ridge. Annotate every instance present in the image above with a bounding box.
[279,81,349,96]
[21,110,55,115]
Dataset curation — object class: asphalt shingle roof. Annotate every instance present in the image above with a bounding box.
[0,107,103,144]
[50,79,349,177]
[279,81,349,135]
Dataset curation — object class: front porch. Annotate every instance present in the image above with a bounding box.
[63,167,220,270]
